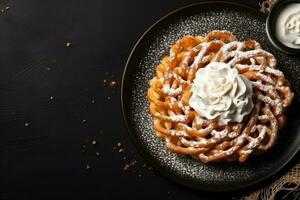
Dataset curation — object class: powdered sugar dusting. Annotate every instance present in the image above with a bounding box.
[162,85,183,95]
[265,67,284,77]
[169,114,187,122]
[211,130,229,139]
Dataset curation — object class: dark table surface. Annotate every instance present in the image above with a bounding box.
[0,0,297,199]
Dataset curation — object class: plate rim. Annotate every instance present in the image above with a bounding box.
[121,0,299,191]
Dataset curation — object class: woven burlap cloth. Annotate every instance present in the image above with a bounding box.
[241,1,300,199]
[242,162,300,199]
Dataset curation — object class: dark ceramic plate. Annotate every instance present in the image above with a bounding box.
[121,1,300,191]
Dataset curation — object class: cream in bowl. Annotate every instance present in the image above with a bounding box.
[276,3,300,49]
[266,0,300,54]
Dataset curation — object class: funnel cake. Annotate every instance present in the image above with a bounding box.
[147,30,294,163]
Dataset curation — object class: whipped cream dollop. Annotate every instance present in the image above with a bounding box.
[189,62,254,125]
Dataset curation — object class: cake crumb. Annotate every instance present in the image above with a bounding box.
[65,41,72,47]
[85,164,91,170]
[123,164,130,171]
[109,80,117,88]
[1,6,10,13]
[123,160,137,171]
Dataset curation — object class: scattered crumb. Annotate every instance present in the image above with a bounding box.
[65,41,72,47]
[82,119,86,123]
[85,164,91,170]
[131,160,137,166]
[1,5,10,13]
[123,160,137,171]
[81,140,101,157]
[113,141,146,174]
[81,144,86,153]
[114,142,125,153]
[103,73,117,101]
[109,80,117,88]
[123,164,130,171]
[103,72,117,89]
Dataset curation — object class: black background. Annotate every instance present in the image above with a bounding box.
[0,0,297,199]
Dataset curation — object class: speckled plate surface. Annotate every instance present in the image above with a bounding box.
[121,1,300,191]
